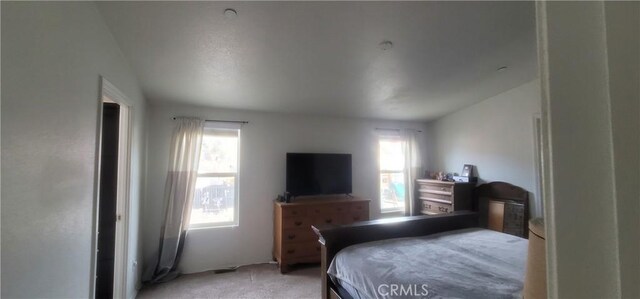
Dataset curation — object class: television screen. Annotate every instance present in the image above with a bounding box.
[286,153,352,197]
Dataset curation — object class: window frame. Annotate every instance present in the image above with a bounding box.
[377,134,408,214]
[188,126,241,229]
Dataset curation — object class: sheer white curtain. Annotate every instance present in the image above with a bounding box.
[403,129,422,216]
[148,117,204,283]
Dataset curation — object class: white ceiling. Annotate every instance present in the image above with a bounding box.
[97,1,537,121]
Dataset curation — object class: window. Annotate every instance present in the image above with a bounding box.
[189,126,240,228]
[379,136,406,213]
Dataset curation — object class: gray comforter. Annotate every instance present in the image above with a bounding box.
[327,228,527,299]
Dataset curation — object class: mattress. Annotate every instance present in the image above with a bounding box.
[327,228,527,299]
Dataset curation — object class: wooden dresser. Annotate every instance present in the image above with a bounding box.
[273,196,370,273]
[416,179,474,215]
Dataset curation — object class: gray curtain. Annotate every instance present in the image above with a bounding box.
[147,117,204,283]
[403,129,422,216]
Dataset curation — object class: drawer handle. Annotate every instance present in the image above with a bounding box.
[287,234,296,240]
[325,219,333,224]
[294,221,302,226]
[287,249,295,254]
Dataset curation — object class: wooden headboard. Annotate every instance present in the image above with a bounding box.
[474,181,529,238]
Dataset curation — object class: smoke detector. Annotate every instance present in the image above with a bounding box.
[378,40,394,51]
[224,8,238,18]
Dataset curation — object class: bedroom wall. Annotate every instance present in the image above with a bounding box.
[144,102,429,274]
[427,80,542,217]
[1,2,146,298]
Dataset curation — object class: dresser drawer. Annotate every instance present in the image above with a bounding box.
[418,192,452,203]
[312,213,345,226]
[309,204,349,216]
[350,202,368,213]
[281,242,320,258]
[281,206,307,218]
[419,183,453,195]
[282,217,310,229]
[422,199,453,214]
[282,228,316,243]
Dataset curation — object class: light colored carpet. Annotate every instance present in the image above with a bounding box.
[137,263,321,299]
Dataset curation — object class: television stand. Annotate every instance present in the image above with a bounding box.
[273,195,370,273]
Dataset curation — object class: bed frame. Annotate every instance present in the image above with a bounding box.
[312,211,479,299]
[475,181,530,238]
[312,181,529,299]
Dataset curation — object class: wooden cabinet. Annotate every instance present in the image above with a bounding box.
[416,179,474,215]
[273,196,370,273]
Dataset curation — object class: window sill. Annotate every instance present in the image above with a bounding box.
[380,210,406,217]
[188,223,238,230]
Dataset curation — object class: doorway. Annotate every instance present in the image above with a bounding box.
[96,102,120,298]
[92,78,132,299]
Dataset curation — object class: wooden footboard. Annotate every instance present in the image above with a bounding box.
[312,211,479,299]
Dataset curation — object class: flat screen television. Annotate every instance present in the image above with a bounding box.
[286,153,352,197]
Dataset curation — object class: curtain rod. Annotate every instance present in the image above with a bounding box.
[375,127,422,133]
[172,117,248,124]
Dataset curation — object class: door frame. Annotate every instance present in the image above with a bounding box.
[90,77,133,299]
[532,113,544,218]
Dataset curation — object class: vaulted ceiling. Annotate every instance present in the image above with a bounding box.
[97,1,537,121]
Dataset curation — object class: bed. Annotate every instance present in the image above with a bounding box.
[312,182,529,299]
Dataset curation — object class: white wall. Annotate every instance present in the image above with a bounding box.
[428,80,542,217]
[537,1,639,297]
[1,2,146,298]
[144,102,429,274]
[604,2,640,298]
